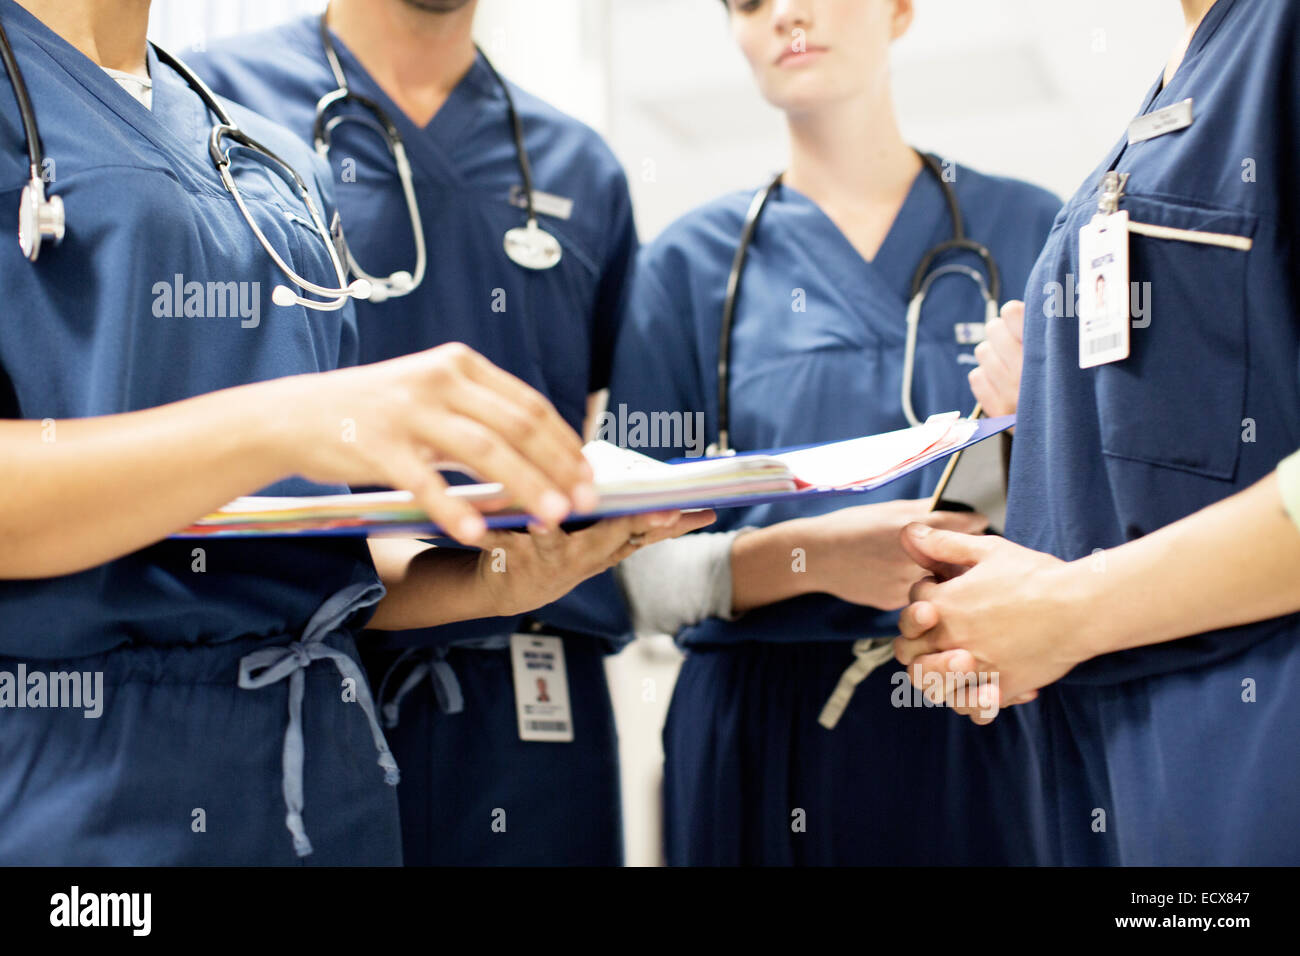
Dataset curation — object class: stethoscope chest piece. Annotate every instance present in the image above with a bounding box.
[18,178,64,262]
[504,218,562,270]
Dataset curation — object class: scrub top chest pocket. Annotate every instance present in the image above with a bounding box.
[1089,193,1256,481]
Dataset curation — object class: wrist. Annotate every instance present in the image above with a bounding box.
[371,545,498,630]
[172,377,304,491]
[244,373,322,479]
[729,518,822,614]
[792,514,845,595]
[1050,557,1117,664]
[474,547,530,619]
[749,518,820,594]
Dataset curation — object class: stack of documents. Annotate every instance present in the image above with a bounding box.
[174,412,1010,539]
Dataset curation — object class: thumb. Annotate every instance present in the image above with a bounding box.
[569,515,637,560]
[900,523,994,577]
[1000,300,1025,342]
[923,509,990,536]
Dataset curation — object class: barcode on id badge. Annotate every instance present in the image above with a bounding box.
[526,720,570,733]
[1085,333,1123,355]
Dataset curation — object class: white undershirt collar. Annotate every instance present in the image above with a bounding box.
[103,66,153,110]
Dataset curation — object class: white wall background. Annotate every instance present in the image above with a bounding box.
[150,0,1182,234]
[147,0,1187,865]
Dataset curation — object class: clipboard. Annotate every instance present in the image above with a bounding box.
[173,415,1016,539]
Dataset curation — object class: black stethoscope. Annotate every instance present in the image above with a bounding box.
[0,17,61,263]
[314,12,562,286]
[710,151,1002,455]
[0,19,367,310]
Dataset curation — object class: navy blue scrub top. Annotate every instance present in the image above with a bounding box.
[609,163,1060,647]
[191,16,638,647]
[1006,0,1300,684]
[0,1,379,659]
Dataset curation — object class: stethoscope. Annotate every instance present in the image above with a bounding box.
[314,12,562,284]
[0,19,367,310]
[0,15,561,310]
[710,151,1002,456]
[1,15,62,262]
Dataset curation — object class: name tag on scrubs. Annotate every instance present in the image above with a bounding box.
[1078,211,1131,368]
[508,185,574,221]
[509,634,574,742]
[1127,98,1194,144]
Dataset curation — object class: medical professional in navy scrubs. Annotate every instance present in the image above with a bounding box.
[0,0,704,865]
[190,0,648,865]
[897,0,1300,866]
[607,0,1060,865]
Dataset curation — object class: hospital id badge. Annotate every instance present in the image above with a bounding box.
[509,634,574,742]
[1078,211,1131,368]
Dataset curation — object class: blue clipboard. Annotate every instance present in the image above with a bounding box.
[172,415,1013,540]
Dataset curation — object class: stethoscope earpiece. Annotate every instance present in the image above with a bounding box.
[357,273,413,305]
[271,275,371,309]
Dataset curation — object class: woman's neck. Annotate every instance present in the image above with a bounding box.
[326,0,478,127]
[16,0,150,76]
[781,91,922,262]
[1166,0,1219,85]
[785,98,919,206]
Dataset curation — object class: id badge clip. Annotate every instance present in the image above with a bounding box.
[1078,171,1132,369]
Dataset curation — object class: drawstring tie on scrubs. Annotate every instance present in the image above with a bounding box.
[238,581,399,858]
[379,645,464,726]
[818,637,899,730]
[377,634,514,728]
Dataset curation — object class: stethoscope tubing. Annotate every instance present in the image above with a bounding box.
[314,9,559,280]
[1,22,362,308]
[713,150,1002,454]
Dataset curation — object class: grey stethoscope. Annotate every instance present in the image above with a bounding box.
[0,15,560,308]
[313,12,562,289]
[710,151,1002,455]
[0,19,367,311]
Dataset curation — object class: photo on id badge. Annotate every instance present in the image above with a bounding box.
[1079,210,1131,369]
[509,634,574,742]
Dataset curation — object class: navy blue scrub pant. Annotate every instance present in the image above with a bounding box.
[365,634,623,866]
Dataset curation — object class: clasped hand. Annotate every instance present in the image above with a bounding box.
[891,523,1094,724]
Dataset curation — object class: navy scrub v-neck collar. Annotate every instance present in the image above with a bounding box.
[308,16,502,187]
